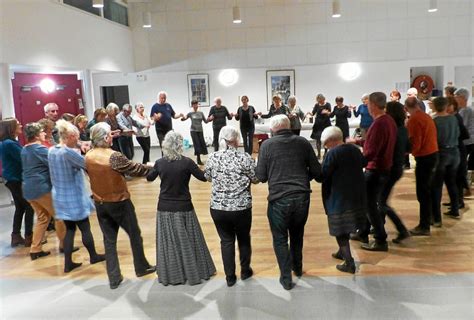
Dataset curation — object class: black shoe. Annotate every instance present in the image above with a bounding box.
[331,250,344,260]
[459,203,465,209]
[64,262,82,273]
[369,227,375,235]
[433,221,442,228]
[136,265,156,277]
[30,250,51,260]
[279,278,295,290]
[444,211,461,220]
[110,275,124,290]
[361,240,388,252]
[197,160,204,165]
[442,202,451,207]
[350,233,369,244]
[336,260,356,274]
[409,226,430,236]
[392,232,410,244]
[226,275,237,287]
[241,268,253,281]
[59,246,80,254]
[292,268,303,278]
[90,254,106,264]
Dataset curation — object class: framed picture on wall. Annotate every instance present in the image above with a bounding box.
[266,69,295,110]
[187,74,210,107]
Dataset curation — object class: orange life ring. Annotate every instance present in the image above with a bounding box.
[412,75,434,95]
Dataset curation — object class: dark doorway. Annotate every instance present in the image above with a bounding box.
[101,85,130,109]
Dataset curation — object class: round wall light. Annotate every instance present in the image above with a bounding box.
[39,78,56,93]
[219,69,239,87]
[338,63,361,81]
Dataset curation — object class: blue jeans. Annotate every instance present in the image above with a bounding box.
[267,193,310,284]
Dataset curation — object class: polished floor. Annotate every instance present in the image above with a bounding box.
[0,147,473,319]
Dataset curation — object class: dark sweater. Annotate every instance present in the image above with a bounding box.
[208,105,231,128]
[256,129,321,202]
[0,139,23,182]
[392,126,410,169]
[261,105,289,119]
[147,156,206,211]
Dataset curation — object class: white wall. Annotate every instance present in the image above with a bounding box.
[1,0,134,72]
[92,56,471,146]
[129,0,473,72]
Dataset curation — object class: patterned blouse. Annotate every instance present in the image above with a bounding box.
[204,147,258,211]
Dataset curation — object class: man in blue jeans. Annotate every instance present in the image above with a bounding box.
[256,115,321,290]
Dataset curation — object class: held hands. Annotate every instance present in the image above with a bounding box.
[345,137,359,144]
[153,112,162,121]
[110,129,121,138]
[208,115,215,122]
[321,109,330,115]
[256,112,262,117]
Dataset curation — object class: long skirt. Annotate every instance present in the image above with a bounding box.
[156,210,216,286]
[327,209,366,237]
[190,131,208,156]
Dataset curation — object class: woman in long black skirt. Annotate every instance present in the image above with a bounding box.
[308,93,331,159]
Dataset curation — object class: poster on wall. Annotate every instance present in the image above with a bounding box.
[266,70,295,110]
[187,74,210,107]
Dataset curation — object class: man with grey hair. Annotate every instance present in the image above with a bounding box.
[256,115,321,290]
[406,87,426,112]
[85,122,155,289]
[455,87,474,190]
[43,102,60,144]
[117,103,146,160]
[348,92,397,251]
[150,91,183,155]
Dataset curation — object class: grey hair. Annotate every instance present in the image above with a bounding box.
[56,119,79,142]
[43,102,58,113]
[321,126,343,146]
[122,104,132,112]
[316,93,325,101]
[361,93,369,100]
[90,122,111,148]
[287,95,297,103]
[162,131,183,161]
[157,91,167,99]
[135,102,144,110]
[269,114,290,132]
[24,122,43,143]
[214,96,222,103]
[454,87,470,100]
[369,92,387,109]
[218,126,240,150]
[106,103,119,115]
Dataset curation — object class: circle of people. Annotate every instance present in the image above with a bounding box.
[0,85,472,291]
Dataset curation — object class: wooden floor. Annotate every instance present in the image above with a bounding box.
[1,168,473,280]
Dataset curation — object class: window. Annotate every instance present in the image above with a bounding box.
[63,0,101,16]
[104,0,129,27]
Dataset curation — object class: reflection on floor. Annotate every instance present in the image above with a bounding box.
[1,147,473,319]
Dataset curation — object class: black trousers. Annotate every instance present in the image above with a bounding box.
[360,170,388,242]
[210,208,252,277]
[63,218,99,267]
[241,127,255,155]
[432,149,460,221]
[467,144,474,170]
[213,126,224,152]
[136,136,151,164]
[292,129,301,136]
[111,137,121,152]
[5,181,34,236]
[267,193,310,284]
[118,136,134,160]
[414,152,438,230]
[379,165,408,234]
[156,128,171,156]
[95,199,151,284]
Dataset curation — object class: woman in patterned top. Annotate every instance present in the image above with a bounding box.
[105,103,121,152]
[204,126,259,287]
[181,100,208,165]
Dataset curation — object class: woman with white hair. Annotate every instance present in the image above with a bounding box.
[147,131,216,286]
[132,102,154,164]
[353,93,373,139]
[287,95,305,136]
[86,122,155,289]
[105,103,121,152]
[320,126,367,274]
[204,126,258,287]
[48,120,105,273]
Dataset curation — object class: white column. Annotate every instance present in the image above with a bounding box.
[81,69,95,119]
[0,63,15,119]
